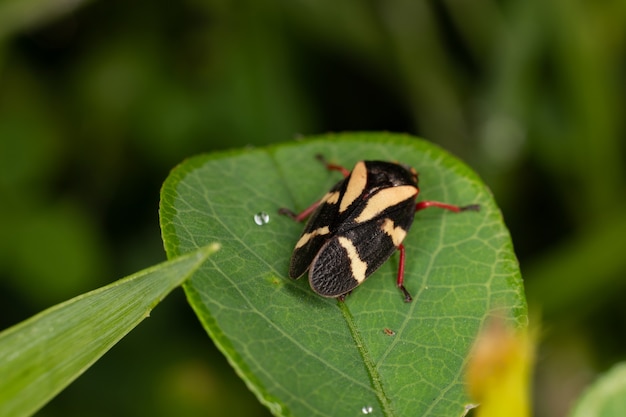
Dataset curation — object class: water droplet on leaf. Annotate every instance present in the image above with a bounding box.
[361,405,374,414]
[253,212,270,225]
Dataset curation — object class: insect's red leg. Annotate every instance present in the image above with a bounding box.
[399,201,477,302]
[415,201,480,213]
[397,243,413,303]
[279,155,350,221]
[278,200,320,222]
[316,154,350,178]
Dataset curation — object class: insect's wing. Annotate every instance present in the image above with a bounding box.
[288,180,347,278]
[309,200,416,297]
[289,160,419,283]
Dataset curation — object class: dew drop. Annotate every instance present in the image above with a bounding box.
[361,405,374,414]
[253,212,270,225]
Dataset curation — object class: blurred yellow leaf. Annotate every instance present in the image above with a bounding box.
[466,316,534,417]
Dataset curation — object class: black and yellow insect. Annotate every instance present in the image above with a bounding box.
[279,155,479,302]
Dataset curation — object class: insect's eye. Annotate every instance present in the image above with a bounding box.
[372,171,391,185]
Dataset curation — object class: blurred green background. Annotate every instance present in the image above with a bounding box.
[0,0,625,416]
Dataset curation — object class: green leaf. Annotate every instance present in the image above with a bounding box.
[0,245,218,417]
[569,362,626,417]
[160,132,526,417]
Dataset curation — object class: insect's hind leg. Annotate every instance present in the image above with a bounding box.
[397,244,413,302]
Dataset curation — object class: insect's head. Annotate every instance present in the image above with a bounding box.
[400,163,419,187]
[364,161,419,189]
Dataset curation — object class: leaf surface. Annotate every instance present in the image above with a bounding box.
[160,132,526,417]
[569,362,626,417]
[0,246,217,417]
